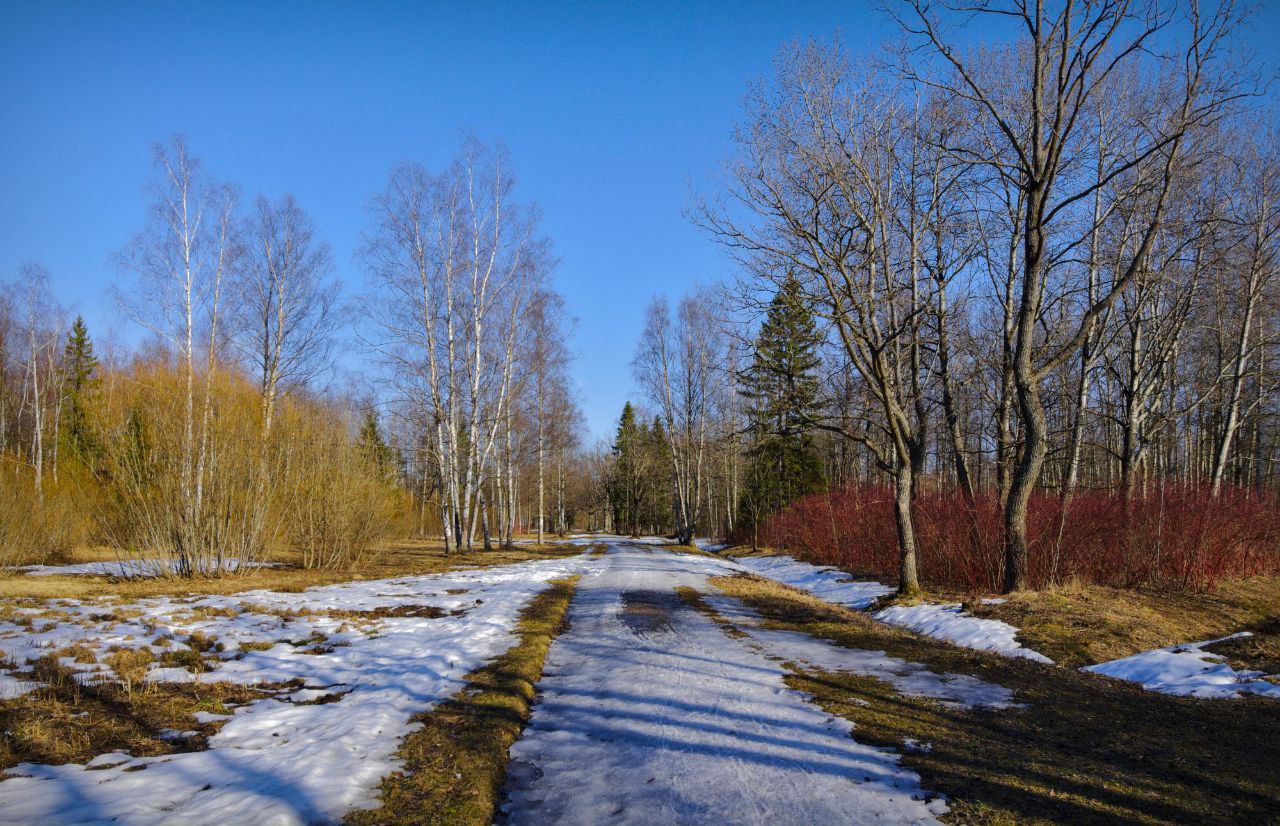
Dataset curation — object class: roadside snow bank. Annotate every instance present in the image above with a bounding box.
[734,555,894,610]
[0,555,597,825]
[1082,633,1280,699]
[733,555,1051,663]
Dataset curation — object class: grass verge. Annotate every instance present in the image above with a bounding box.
[0,540,586,601]
[968,576,1280,668]
[707,573,1280,825]
[720,547,1279,670]
[347,576,579,826]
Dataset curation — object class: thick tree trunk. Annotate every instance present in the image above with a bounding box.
[894,460,920,596]
[1004,188,1048,594]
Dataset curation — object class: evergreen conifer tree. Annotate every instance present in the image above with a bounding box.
[739,274,825,535]
[61,315,100,463]
[610,402,645,534]
[357,411,398,482]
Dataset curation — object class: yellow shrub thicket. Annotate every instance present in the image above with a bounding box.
[281,402,411,570]
[0,461,93,568]
[87,361,405,573]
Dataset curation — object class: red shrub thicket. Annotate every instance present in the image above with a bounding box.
[754,483,1280,592]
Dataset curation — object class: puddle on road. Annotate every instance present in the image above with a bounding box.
[619,590,681,636]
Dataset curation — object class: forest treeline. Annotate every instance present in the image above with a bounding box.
[597,0,1280,594]
[3,1,1278,595]
[1,136,586,573]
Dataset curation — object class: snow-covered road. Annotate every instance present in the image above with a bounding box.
[499,543,948,825]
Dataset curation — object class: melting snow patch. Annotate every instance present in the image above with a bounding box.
[872,603,1053,664]
[85,752,132,769]
[733,555,1051,663]
[704,595,1019,710]
[0,672,41,699]
[733,555,894,609]
[192,711,232,724]
[1082,633,1280,699]
[0,554,599,825]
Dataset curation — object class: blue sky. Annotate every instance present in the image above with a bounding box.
[2,1,1276,440]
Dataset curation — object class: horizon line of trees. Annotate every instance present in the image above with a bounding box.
[594,0,1278,596]
[1,133,588,573]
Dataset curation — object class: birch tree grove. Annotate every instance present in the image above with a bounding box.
[633,291,717,546]
[114,136,242,575]
[364,138,557,552]
[663,4,1278,592]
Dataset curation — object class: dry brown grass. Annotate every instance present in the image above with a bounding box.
[723,546,1280,669]
[721,544,779,558]
[348,577,579,826]
[0,539,587,602]
[703,573,1280,825]
[0,654,281,771]
[665,543,727,559]
[968,576,1280,667]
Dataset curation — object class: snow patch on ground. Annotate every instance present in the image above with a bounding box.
[1082,633,1280,699]
[732,555,1051,663]
[872,603,1053,664]
[0,673,41,699]
[0,554,598,825]
[702,595,1019,710]
[733,555,894,610]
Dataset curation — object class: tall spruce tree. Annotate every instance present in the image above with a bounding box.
[357,411,398,483]
[61,315,99,463]
[645,415,672,534]
[739,274,825,540]
[609,402,645,534]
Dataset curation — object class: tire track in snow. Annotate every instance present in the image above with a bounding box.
[498,543,946,825]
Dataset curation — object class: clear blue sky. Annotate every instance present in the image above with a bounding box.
[2,1,1275,441]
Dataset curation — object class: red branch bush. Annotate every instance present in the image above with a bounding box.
[752,482,1280,592]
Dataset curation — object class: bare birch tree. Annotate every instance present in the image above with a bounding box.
[364,137,552,552]
[115,135,240,575]
[633,290,717,546]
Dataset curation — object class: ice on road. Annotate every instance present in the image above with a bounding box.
[500,544,946,825]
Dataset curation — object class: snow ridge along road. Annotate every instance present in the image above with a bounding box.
[499,543,947,825]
